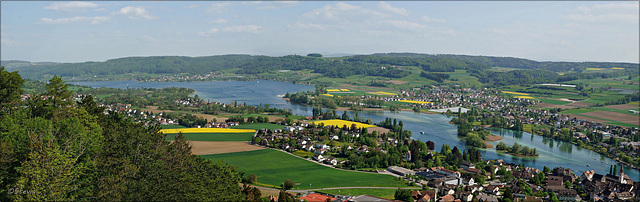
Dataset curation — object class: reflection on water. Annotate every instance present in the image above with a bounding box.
[559,141,573,154]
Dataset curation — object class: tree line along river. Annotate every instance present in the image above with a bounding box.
[72,79,639,180]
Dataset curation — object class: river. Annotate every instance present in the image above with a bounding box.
[72,79,639,180]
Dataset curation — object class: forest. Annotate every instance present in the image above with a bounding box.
[0,67,247,201]
[8,53,638,83]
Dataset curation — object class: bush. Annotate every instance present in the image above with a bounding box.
[247,174,257,184]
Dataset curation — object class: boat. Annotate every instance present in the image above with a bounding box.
[420,131,424,134]
[587,164,590,167]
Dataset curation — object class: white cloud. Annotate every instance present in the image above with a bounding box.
[254,1,300,10]
[422,15,445,23]
[566,2,638,23]
[302,2,388,21]
[198,28,219,36]
[287,22,325,30]
[212,18,228,24]
[377,2,408,16]
[208,2,231,14]
[39,16,110,24]
[221,25,263,34]
[45,1,99,12]
[142,35,156,42]
[113,6,157,20]
[187,4,204,9]
[384,20,426,31]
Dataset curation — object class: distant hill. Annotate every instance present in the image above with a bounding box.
[0,60,60,70]
[371,53,638,72]
[4,53,638,82]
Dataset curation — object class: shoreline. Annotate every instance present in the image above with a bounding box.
[495,150,539,158]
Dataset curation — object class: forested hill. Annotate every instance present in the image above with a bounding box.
[12,54,254,80]
[372,53,639,72]
[6,53,639,81]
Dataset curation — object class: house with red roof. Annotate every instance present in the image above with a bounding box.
[299,193,337,202]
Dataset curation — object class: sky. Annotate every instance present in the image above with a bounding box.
[1,1,638,63]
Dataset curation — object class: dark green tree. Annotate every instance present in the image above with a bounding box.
[0,67,24,111]
[394,188,413,202]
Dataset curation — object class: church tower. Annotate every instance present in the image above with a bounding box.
[619,167,626,184]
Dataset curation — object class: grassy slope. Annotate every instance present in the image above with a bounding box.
[202,149,409,189]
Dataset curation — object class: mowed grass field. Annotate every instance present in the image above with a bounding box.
[202,149,408,189]
[537,98,571,105]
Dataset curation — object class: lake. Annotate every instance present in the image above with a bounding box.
[73,79,639,180]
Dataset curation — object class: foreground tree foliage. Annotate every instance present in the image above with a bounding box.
[0,67,245,201]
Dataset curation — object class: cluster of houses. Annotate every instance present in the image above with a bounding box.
[142,72,223,82]
[580,167,637,201]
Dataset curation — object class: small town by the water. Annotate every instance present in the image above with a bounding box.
[2,1,639,201]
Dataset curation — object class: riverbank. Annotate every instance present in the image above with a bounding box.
[495,150,539,158]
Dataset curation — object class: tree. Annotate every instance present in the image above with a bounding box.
[503,188,514,201]
[394,188,413,202]
[45,75,72,108]
[242,184,262,202]
[426,141,435,151]
[282,179,295,190]
[307,53,323,57]
[246,174,257,184]
[549,191,559,202]
[278,190,295,202]
[0,67,24,111]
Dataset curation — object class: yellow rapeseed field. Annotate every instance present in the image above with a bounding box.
[611,67,624,70]
[374,91,397,95]
[514,96,535,99]
[311,119,376,128]
[501,91,530,95]
[339,89,350,92]
[398,100,433,104]
[160,128,256,134]
[586,68,604,71]
[321,94,334,97]
[326,89,341,92]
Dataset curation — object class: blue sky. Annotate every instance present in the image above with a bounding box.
[1,1,638,63]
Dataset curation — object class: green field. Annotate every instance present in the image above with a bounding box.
[202,149,408,189]
[232,123,285,130]
[559,109,596,115]
[594,107,640,115]
[537,98,571,105]
[164,132,255,141]
[566,78,638,90]
[317,188,412,199]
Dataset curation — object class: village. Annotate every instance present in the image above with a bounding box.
[252,120,638,201]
